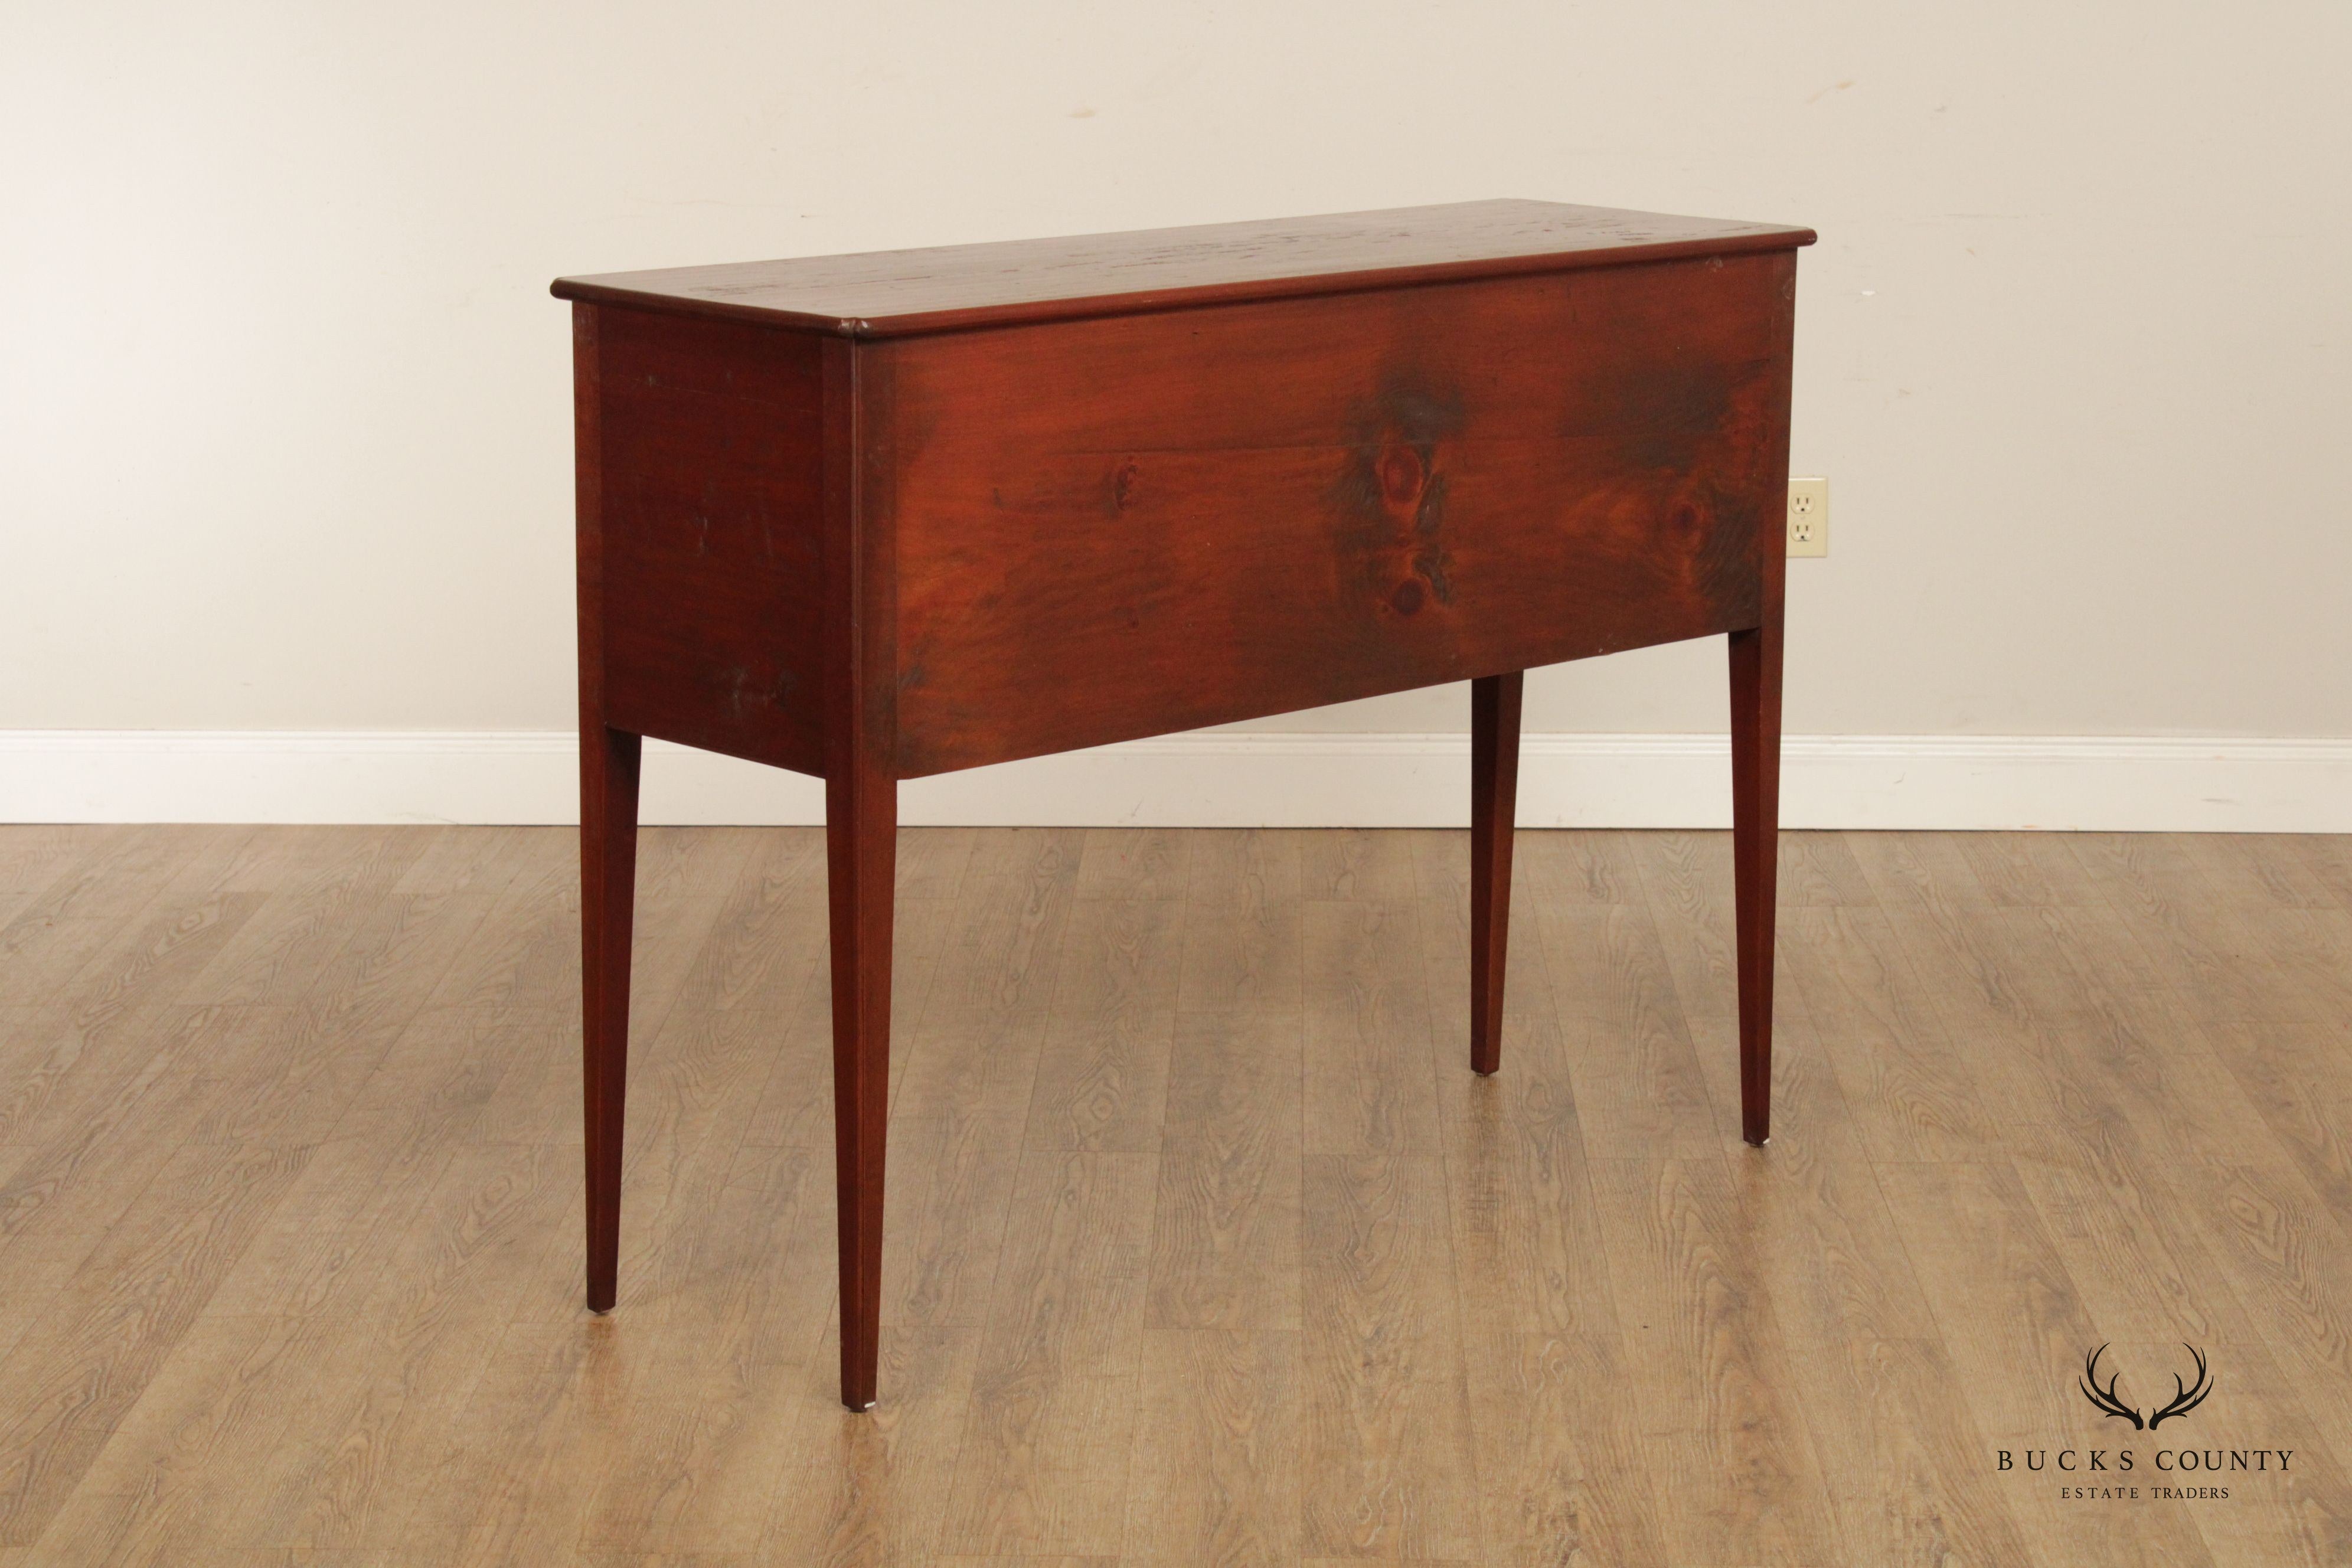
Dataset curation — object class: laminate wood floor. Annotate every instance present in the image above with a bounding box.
[2,824,2350,1566]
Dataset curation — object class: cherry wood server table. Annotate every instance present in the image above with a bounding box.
[553,199,1813,1409]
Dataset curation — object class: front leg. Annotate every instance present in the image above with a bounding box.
[827,726,896,1410]
[580,724,641,1312]
[1729,621,1783,1145]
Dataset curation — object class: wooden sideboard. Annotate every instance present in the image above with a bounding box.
[553,198,1812,1409]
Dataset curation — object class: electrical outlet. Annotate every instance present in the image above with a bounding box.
[1788,477,1829,557]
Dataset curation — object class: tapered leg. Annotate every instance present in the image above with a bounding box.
[580,723,642,1312]
[1729,622,1783,1145]
[1470,671,1525,1075]
[827,756,896,1410]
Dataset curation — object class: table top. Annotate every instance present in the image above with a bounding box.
[551,198,1813,339]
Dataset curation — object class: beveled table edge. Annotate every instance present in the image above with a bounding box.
[550,219,1816,339]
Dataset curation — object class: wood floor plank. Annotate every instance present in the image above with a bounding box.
[574,1376,803,1556]
[1874,1159,2219,1568]
[395,1319,637,1563]
[15,825,243,925]
[296,886,505,1055]
[763,1326,984,1566]
[654,1136,835,1369]
[0,825,2344,1567]
[894,825,979,901]
[891,832,1083,1126]
[0,1138,312,1544]
[881,1112,1025,1331]
[24,1312,321,1567]
[740,888,954,1151]
[221,1142,578,1550]
[609,1008,794,1321]
[1024,893,1180,1155]
[1299,1151,1480,1562]
[1074,827,1188,903]
[0,826,121,894]
[1126,1328,1302,1567]
[1723,1044,1942,1350]
[1146,1011,1302,1332]
[68,876,276,1018]
[2171,1157,2352,1438]
[1538,904,1721,1161]
[1413,831,1618,1340]
[424,852,579,1011]
[1514,827,1641,907]
[0,828,278,1022]
[387,822,534,900]
[1778,1334,2034,1568]
[937,1151,1154,1558]
[1950,829,2106,908]
[2305,834,2352,917]
[2172,1335,2352,1568]
[1460,1331,1670,1568]
[668,828,825,1015]
[2067,832,2277,1025]
[1298,828,1420,903]
[1585,1156,1841,1567]
[2177,832,2346,912]
[177,829,427,1007]
[1777,829,1879,907]
[1302,899,1442,1157]
[0,1007,275,1314]
[1175,828,1304,1014]
[1845,829,1996,913]
[1778,904,2003,1162]
[636,825,789,906]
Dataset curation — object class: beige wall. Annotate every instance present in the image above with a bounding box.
[6,1,2348,743]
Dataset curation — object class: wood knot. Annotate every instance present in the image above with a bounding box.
[1376,443,1425,508]
[1390,580,1425,616]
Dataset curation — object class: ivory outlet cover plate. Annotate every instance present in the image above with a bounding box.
[1788,476,1828,557]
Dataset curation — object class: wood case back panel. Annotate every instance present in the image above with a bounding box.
[882,250,1798,778]
[594,306,827,773]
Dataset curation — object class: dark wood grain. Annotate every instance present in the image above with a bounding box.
[1729,314,1792,1147]
[1730,628,1782,1146]
[561,201,1807,1409]
[553,197,1812,337]
[1469,671,1523,1075]
[574,303,641,1314]
[591,304,827,775]
[822,334,897,1412]
[579,725,639,1314]
[883,251,1795,775]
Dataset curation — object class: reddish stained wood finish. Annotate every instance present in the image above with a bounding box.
[1470,671,1523,1076]
[878,253,1794,776]
[1731,625,1785,1146]
[552,197,1812,338]
[820,335,896,1412]
[559,200,1809,1407]
[1730,312,1794,1148]
[592,306,827,773]
[573,305,641,1314]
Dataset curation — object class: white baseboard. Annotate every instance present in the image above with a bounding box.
[2,729,2347,831]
